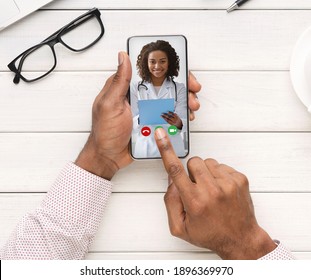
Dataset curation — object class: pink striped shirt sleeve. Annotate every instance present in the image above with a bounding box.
[259,240,295,260]
[0,162,294,260]
[0,162,112,260]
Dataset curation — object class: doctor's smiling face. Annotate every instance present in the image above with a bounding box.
[148,50,169,86]
[136,40,180,86]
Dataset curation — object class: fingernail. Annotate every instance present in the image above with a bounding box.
[118,52,124,66]
[155,127,166,140]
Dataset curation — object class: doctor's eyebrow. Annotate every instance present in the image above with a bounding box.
[148,58,168,63]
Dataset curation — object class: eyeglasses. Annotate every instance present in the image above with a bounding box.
[7,8,104,84]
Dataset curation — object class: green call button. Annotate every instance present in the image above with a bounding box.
[168,125,178,136]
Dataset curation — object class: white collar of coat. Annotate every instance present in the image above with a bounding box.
[156,78,174,94]
[142,78,174,87]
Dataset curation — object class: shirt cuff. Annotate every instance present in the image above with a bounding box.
[41,162,113,230]
[0,162,113,260]
[259,240,295,260]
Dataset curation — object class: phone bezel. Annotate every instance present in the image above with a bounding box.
[127,35,189,160]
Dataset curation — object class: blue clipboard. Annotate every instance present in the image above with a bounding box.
[138,98,175,125]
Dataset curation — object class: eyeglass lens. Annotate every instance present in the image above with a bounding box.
[16,44,55,81]
[61,15,102,51]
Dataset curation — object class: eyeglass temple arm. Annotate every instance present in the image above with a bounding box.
[13,74,20,84]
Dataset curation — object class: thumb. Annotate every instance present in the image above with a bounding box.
[104,51,132,100]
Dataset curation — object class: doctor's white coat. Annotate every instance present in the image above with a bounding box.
[130,79,188,158]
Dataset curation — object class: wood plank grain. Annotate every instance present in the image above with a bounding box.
[45,0,311,10]
[86,252,221,260]
[0,133,310,193]
[1,11,311,71]
[1,0,310,262]
[86,252,309,260]
[1,72,310,132]
[0,193,310,254]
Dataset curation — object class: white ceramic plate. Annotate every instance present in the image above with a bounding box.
[290,26,311,113]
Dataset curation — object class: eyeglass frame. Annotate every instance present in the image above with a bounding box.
[7,7,105,84]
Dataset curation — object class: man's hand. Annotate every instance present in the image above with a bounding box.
[75,52,133,180]
[75,53,202,180]
[188,72,201,121]
[155,128,276,259]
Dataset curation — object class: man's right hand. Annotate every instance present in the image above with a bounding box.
[154,127,276,259]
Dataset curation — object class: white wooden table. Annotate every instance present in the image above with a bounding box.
[1,0,311,260]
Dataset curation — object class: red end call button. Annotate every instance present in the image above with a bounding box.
[141,126,151,137]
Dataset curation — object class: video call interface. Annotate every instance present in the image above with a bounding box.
[128,35,189,159]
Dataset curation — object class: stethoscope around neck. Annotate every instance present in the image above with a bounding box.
[137,78,178,102]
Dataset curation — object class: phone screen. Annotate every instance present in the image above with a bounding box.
[128,35,189,159]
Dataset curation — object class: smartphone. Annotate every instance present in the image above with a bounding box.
[127,35,189,159]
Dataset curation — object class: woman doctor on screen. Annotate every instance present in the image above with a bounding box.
[130,40,188,158]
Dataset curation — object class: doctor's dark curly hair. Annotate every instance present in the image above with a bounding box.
[136,40,180,82]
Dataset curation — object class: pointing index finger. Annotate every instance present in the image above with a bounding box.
[155,128,194,201]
